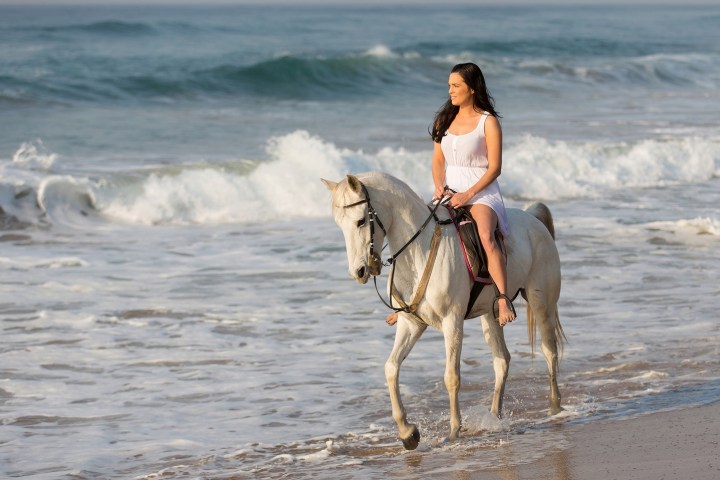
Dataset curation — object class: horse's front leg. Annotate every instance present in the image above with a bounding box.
[385,315,426,450]
[442,316,464,441]
[480,314,511,417]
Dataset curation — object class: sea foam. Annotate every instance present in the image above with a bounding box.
[101,131,718,225]
[3,132,719,227]
[503,134,718,200]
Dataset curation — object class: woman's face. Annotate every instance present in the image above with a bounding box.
[448,72,473,107]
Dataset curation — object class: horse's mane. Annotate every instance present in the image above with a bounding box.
[332,172,426,212]
[360,172,425,205]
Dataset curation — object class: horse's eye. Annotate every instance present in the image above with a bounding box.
[356,217,366,228]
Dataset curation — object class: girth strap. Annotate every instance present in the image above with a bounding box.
[390,223,442,315]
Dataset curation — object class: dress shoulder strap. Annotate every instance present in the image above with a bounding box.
[478,112,490,134]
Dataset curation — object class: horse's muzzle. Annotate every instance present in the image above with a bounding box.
[354,255,382,284]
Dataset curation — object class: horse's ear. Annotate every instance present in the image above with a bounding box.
[346,175,362,193]
[321,178,338,192]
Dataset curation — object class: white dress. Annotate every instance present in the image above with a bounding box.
[441,112,510,236]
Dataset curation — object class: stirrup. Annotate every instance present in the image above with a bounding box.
[493,293,517,325]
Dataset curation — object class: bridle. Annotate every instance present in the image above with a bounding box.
[342,180,449,314]
[342,182,386,275]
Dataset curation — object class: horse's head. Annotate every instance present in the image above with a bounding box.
[322,174,386,284]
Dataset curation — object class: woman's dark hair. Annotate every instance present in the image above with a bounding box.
[430,62,500,143]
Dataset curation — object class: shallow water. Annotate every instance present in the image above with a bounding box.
[2,181,719,478]
[1,4,719,479]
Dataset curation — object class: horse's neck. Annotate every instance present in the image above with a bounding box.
[359,174,435,261]
[380,186,435,262]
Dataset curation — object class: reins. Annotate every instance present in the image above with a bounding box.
[342,181,449,317]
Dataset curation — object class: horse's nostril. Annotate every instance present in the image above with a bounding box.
[356,266,366,278]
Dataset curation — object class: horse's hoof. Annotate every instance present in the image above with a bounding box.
[401,426,420,450]
[550,404,564,415]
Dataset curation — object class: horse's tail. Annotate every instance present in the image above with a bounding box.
[524,202,555,240]
[523,202,566,356]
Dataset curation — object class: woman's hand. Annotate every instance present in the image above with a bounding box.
[433,185,446,200]
[448,190,473,208]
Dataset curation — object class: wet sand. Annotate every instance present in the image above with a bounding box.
[479,402,720,480]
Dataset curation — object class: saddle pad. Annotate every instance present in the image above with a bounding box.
[451,206,496,285]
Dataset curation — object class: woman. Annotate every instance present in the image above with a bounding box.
[431,62,515,326]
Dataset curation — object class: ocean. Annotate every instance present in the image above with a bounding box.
[1,3,719,479]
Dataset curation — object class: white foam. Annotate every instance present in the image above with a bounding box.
[629,371,670,382]
[462,405,510,434]
[96,130,430,225]
[98,130,720,225]
[503,134,719,200]
[40,282,95,293]
[297,440,334,462]
[35,175,101,229]
[2,256,89,270]
[364,44,397,58]
[5,132,719,227]
[12,140,57,171]
[645,217,720,236]
[271,454,296,464]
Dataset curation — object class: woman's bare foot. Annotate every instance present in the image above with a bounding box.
[494,295,517,327]
[497,299,515,326]
[386,312,398,325]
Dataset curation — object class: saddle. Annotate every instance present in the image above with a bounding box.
[445,206,505,319]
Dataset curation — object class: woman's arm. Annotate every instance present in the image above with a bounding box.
[431,141,447,200]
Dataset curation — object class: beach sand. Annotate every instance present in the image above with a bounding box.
[469,402,720,480]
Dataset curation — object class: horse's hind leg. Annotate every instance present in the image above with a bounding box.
[480,314,511,418]
[527,289,562,414]
[385,315,427,450]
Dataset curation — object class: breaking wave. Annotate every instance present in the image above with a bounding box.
[2,133,718,228]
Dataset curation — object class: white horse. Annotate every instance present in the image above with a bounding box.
[322,172,564,450]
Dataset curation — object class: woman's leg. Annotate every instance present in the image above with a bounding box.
[468,204,515,326]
